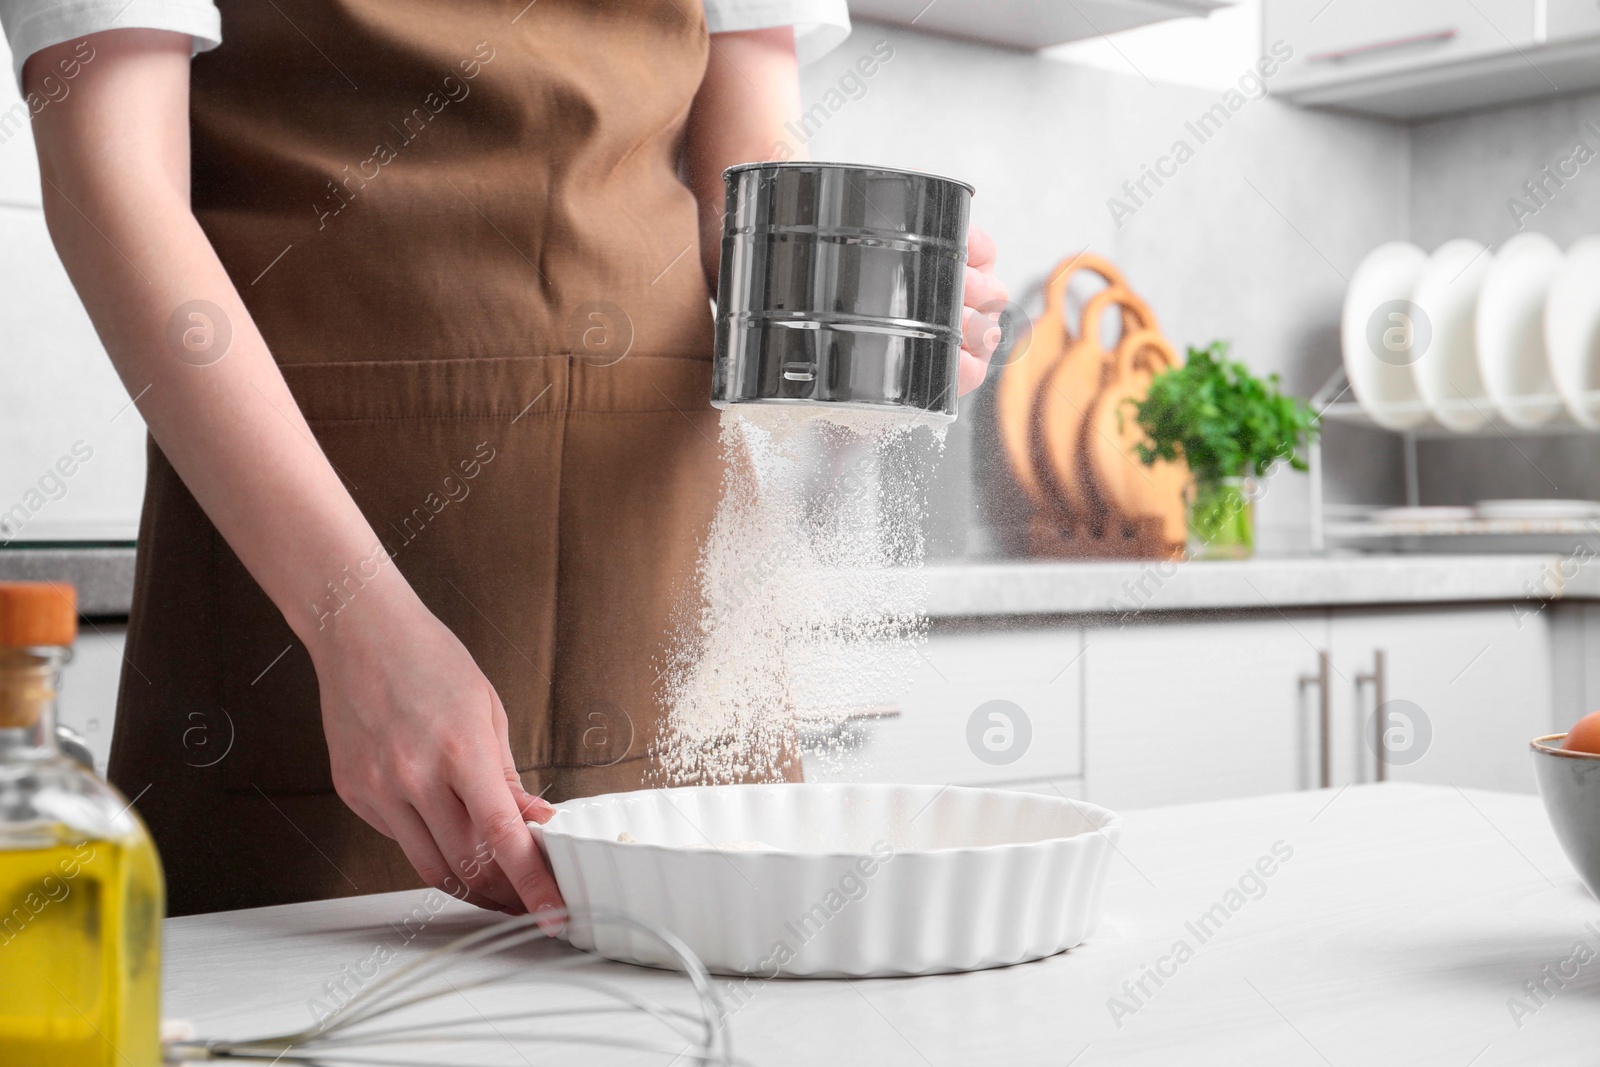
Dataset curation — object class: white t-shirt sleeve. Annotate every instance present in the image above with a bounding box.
[702,0,851,65]
[0,0,221,93]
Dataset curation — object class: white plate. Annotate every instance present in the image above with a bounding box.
[533,783,1120,977]
[1372,506,1475,523]
[1341,242,1430,430]
[1476,232,1563,428]
[1474,499,1600,521]
[1545,236,1600,428]
[1412,239,1492,431]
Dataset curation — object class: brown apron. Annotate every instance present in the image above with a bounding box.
[106,0,768,916]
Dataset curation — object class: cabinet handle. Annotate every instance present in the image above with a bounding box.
[55,723,95,774]
[1308,28,1458,64]
[1298,651,1331,790]
[795,704,901,752]
[1355,650,1388,783]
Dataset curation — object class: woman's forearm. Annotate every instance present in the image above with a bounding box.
[29,30,419,654]
[684,28,804,287]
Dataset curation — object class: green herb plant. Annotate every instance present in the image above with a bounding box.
[1127,340,1319,483]
[1126,341,1319,556]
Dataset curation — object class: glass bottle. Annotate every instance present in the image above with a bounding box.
[0,582,163,1066]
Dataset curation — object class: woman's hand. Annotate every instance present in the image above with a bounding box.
[312,582,563,916]
[959,226,1009,396]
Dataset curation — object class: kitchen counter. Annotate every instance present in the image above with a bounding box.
[0,543,135,615]
[923,553,1584,617]
[165,783,1597,1065]
[4,545,1589,621]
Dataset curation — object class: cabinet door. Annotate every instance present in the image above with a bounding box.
[1266,0,1536,91]
[1548,0,1600,41]
[1329,606,1551,794]
[55,622,126,775]
[800,623,1084,790]
[1082,613,1328,810]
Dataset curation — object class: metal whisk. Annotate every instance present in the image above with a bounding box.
[163,907,736,1066]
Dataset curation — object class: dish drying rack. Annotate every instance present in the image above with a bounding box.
[1308,367,1600,551]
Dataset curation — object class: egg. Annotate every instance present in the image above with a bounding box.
[1563,709,1600,754]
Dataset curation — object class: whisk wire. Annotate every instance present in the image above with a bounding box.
[304,916,710,1047]
[280,1001,708,1051]
[164,906,735,1066]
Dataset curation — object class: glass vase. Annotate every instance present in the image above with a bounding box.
[1188,476,1255,560]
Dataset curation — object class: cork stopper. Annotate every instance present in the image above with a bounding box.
[0,582,77,648]
[0,583,74,729]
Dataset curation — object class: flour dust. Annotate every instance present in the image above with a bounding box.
[655,406,945,785]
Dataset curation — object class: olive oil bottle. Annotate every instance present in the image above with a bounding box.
[0,582,164,1066]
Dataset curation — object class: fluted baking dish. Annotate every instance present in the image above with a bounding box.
[531,783,1120,978]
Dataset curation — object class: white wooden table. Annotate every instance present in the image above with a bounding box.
[166,784,1600,1066]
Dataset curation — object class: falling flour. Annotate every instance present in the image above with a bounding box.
[655,405,945,785]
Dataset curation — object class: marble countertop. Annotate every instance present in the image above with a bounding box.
[921,553,1585,618]
[163,783,1595,1066]
[0,543,136,615]
[3,544,1588,620]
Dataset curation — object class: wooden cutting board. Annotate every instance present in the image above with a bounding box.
[998,251,1187,558]
[996,254,1126,518]
[1083,326,1188,546]
[1035,283,1157,524]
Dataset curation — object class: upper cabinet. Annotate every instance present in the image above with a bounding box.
[847,0,1235,51]
[1266,0,1600,118]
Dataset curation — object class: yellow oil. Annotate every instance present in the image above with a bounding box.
[0,826,164,1066]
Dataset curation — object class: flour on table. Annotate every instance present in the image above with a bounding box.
[654,405,944,785]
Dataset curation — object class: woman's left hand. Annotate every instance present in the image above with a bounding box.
[959,226,1009,396]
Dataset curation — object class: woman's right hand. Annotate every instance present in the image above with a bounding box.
[310,579,564,917]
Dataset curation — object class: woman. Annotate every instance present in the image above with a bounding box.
[7,0,1007,917]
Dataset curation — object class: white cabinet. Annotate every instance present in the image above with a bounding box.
[1550,601,1600,731]
[801,604,1559,807]
[1078,605,1554,810]
[1329,606,1552,794]
[1549,0,1600,41]
[56,622,125,775]
[848,0,1233,51]
[1269,0,1534,89]
[1081,613,1326,809]
[801,623,1084,792]
[1265,0,1600,118]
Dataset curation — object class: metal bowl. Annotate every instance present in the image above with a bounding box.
[1530,734,1600,897]
[712,162,973,423]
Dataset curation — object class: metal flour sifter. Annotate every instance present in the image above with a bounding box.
[711,162,974,424]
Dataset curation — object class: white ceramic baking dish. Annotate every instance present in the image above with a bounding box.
[531,783,1121,978]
